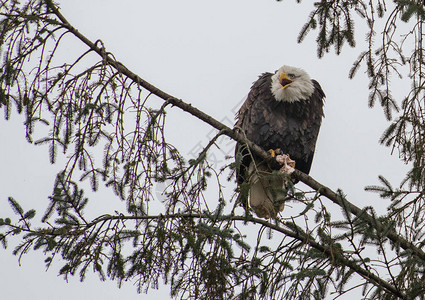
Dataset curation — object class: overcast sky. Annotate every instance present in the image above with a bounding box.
[0,1,409,299]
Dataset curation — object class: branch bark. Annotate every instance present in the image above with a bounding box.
[45,0,425,278]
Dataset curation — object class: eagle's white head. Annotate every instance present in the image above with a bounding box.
[270,65,315,102]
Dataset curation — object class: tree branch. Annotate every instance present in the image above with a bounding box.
[10,211,406,299]
[44,0,425,270]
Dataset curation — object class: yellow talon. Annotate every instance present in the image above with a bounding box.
[268,148,281,157]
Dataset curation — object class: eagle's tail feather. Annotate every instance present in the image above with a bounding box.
[248,163,285,219]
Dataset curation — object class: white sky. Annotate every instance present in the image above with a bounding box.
[0,1,409,299]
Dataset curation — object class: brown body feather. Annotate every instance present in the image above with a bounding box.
[236,72,325,183]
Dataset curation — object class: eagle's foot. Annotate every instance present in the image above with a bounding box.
[268,148,281,158]
[276,153,295,174]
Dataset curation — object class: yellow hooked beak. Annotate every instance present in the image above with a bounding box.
[279,72,293,89]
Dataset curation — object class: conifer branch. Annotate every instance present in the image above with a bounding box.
[44,0,425,265]
[2,1,425,297]
[4,212,407,299]
[295,169,425,261]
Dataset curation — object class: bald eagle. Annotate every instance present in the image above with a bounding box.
[235,65,325,219]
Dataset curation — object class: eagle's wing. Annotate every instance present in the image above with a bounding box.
[236,72,273,128]
[235,72,273,184]
[297,79,325,174]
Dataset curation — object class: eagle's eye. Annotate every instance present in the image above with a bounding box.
[288,73,296,79]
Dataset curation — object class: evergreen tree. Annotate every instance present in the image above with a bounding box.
[1,1,425,299]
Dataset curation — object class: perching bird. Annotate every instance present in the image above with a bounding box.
[235,65,325,219]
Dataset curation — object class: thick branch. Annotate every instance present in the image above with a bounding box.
[45,0,425,271]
